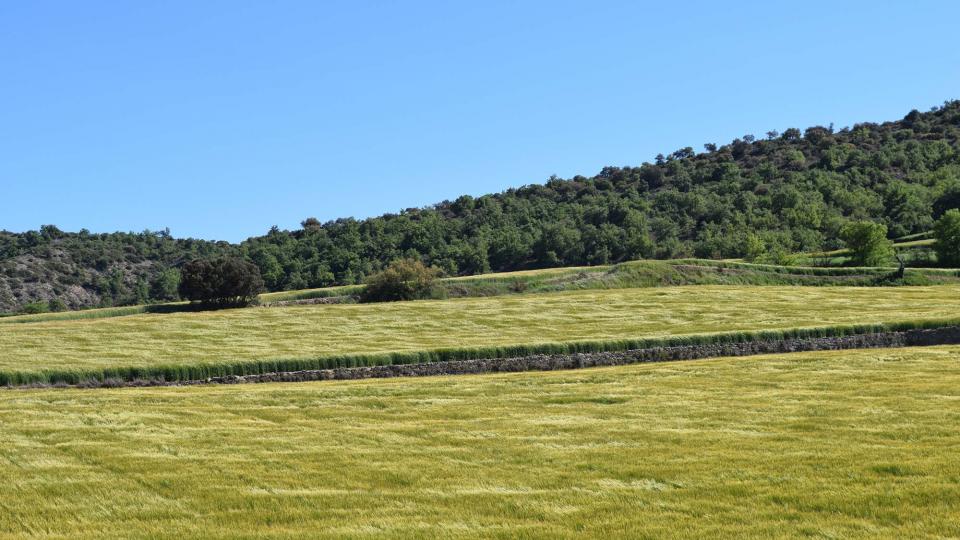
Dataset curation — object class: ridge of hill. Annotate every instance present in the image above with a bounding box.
[3,100,959,313]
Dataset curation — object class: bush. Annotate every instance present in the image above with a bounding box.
[933,209,960,267]
[361,259,439,302]
[841,221,893,266]
[178,257,264,307]
[19,301,48,315]
[755,244,797,266]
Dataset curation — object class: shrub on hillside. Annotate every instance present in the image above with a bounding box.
[178,257,264,307]
[841,221,893,266]
[18,301,48,315]
[933,209,960,267]
[361,259,439,303]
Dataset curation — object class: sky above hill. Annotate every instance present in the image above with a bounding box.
[2,1,959,242]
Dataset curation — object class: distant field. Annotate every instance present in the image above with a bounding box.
[1,346,958,537]
[798,236,937,264]
[4,285,960,384]
[258,283,363,303]
[5,257,960,325]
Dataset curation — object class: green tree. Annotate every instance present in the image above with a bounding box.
[250,248,284,289]
[743,234,766,262]
[134,277,150,305]
[934,184,960,219]
[301,217,323,232]
[150,268,181,301]
[933,209,960,267]
[841,221,893,266]
[178,257,264,307]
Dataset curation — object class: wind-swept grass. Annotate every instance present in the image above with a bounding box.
[1,346,959,537]
[258,284,364,303]
[4,285,960,385]
[0,305,150,324]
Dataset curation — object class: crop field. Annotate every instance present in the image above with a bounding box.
[4,285,960,384]
[1,346,958,538]
[5,285,960,384]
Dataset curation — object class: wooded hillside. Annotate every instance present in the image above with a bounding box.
[3,101,959,313]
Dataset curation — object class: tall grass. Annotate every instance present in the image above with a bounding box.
[5,285,960,376]
[1,346,959,537]
[3,317,958,386]
[258,284,364,303]
[0,305,149,324]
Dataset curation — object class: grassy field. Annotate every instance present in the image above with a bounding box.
[0,304,152,324]
[4,285,960,384]
[1,346,958,538]
[5,258,960,326]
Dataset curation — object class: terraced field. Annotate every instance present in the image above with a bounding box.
[4,285,960,384]
[2,346,958,538]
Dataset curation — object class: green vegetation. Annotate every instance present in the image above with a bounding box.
[0,227,235,314]
[1,346,958,537]
[934,209,960,266]
[841,221,894,266]
[4,101,960,314]
[0,304,152,323]
[360,258,439,302]
[177,256,264,307]
[4,258,960,326]
[3,285,960,385]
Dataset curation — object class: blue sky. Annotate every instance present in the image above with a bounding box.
[2,1,959,242]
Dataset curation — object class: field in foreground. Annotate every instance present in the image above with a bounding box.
[1,346,958,538]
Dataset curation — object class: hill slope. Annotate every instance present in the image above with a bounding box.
[3,100,959,313]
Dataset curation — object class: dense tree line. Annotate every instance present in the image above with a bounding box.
[239,101,960,289]
[2,101,959,313]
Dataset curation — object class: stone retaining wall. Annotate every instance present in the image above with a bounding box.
[186,326,960,387]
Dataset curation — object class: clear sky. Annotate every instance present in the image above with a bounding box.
[2,1,959,242]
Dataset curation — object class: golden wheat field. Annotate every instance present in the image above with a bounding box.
[2,285,960,377]
[1,346,958,538]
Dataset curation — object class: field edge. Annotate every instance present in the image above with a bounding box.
[7,320,960,388]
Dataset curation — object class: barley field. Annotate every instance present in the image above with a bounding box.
[3,285,960,383]
[1,346,958,538]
